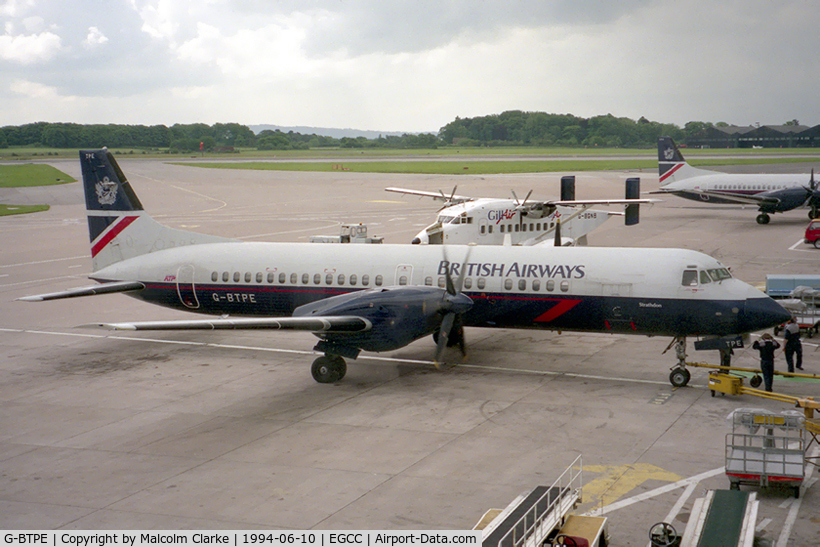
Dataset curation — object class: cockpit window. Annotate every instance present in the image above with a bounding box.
[707,268,732,281]
[699,271,711,284]
[437,215,456,224]
[681,270,698,286]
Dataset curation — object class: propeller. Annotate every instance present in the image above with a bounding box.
[434,247,474,363]
[437,185,459,211]
[803,169,820,219]
[512,189,533,232]
[553,217,562,246]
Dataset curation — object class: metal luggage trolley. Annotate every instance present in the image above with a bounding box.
[725,409,805,498]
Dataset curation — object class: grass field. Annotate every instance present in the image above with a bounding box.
[0,164,75,187]
[0,164,73,217]
[178,155,820,176]
[0,204,50,216]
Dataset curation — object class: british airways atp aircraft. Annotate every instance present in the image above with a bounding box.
[654,136,820,224]
[19,150,790,386]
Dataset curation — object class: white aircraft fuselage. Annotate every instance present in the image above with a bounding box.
[411,199,611,246]
[93,239,784,339]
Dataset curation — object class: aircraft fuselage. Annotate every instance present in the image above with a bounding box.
[94,242,786,338]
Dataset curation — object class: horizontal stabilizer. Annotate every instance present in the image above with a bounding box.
[17,281,145,302]
[80,316,372,332]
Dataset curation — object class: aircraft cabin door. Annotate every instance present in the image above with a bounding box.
[395,264,413,286]
[176,264,200,309]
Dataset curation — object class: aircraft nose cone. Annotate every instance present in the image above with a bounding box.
[741,297,792,333]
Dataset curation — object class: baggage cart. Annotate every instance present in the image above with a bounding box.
[725,410,805,498]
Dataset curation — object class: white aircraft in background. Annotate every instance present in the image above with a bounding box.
[654,136,820,224]
[387,176,656,246]
[18,150,790,388]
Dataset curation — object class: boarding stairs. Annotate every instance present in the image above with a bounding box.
[478,455,587,547]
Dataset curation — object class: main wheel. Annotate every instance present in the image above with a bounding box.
[756,213,770,225]
[669,367,690,388]
[750,375,762,388]
[311,355,346,383]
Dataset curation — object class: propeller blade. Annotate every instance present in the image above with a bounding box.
[554,218,562,246]
[812,169,816,191]
[435,312,456,362]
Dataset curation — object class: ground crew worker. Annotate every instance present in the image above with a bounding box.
[753,333,780,392]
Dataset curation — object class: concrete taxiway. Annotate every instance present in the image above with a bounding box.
[1,157,818,544]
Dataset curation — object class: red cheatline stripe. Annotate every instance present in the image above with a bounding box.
[91,215,139,257]
[659,163,684,183]
[533,299,582,322]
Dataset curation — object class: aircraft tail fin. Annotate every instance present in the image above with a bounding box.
[657,137,712,187]
[80,149,235,272]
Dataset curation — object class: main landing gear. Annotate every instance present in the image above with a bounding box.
[756,213,771,225]
[311,355,347,383]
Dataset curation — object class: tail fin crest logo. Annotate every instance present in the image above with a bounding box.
[95,177,118,206]
[663,148,675,161]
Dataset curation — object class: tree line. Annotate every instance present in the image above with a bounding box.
[0,113,786,151]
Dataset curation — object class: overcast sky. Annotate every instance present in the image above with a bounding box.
[2,0,819,133]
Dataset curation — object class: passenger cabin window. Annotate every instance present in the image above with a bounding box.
[375,275,383,286]
[245,272,251,283]
[290,273,297,284]
[279,273,286,283]
[314,274,321,284]
[338,274,345,285]
[398,275,407,285]
[681,270,698,286]
[223,272,229,282]
[256,272,263,283]
[212,272,218,282]
[326,274,333,285]
[425,276,433,286]
[233,272,240,283]
[362,275,370,286]
[546,279,555,292]
[464,278,472,289]
[477,278,486,290]
[302,273,309,284]
[267,272,274,283]
[504,279,513,290]
[349,274,357,285]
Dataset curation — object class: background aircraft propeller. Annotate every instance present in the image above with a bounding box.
[512,189,533,231]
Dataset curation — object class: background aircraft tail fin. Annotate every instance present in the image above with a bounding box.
[80,149,235,272]
[657,137,713,186]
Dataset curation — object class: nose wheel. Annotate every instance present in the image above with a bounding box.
[669,366,691,388]
[311,355,347,383]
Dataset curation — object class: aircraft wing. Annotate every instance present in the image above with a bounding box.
[82,316,372,333]
[385,187,472,204]
[548,198,661,207]
[17,281,146,302]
